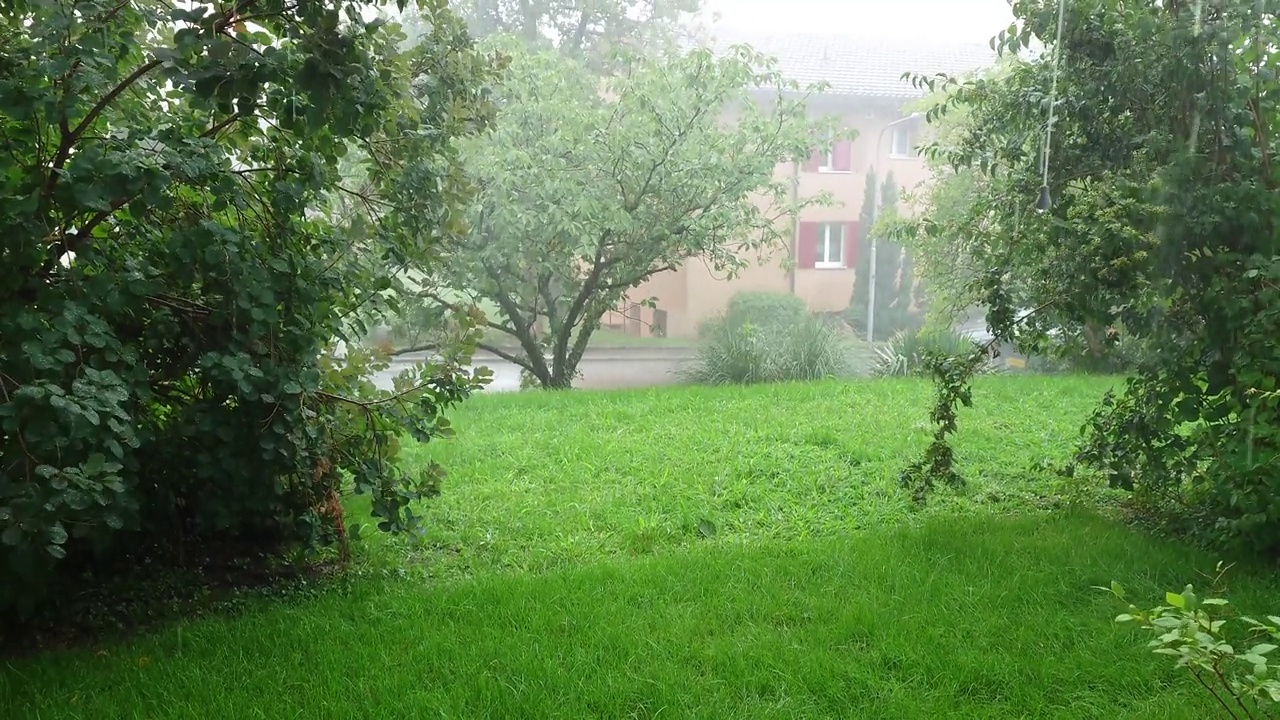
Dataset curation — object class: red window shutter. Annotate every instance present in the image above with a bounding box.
[802,148,822,172]
[844,221,859,267]
[833,139,853,172]
[797,222,819,269]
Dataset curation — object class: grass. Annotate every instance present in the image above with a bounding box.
[5,376,1280,718]
[383,375,1122,579]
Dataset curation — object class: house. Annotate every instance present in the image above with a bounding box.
[604,31,995,340]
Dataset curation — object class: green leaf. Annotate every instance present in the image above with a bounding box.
[1166,591,1186,609]
[48,524,67,545]
[83,453,106,475]
[46,544,67,560]
[1252,643,1278,655]
[1,525,22,546]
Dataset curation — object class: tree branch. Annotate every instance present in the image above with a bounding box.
[202,111,244,138]
[475,342,533,371]
[314,376,462,410]
[42,0,259,202]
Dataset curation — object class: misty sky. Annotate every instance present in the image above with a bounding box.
[701,0,1015,45]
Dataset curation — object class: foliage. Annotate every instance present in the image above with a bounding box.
[897,346,995,502]
[423,39,836,388]
[448,0,700,68]
[718,291,809,334]
[1023,325,1154,375]
[0,0,493,612]
[873,326,999,378]
[681,313,851,386]
[899,0,1280,554]
[847,171,921,340]
[1100,569,1280,717]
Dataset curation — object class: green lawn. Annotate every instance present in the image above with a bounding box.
[5,376,1278,719]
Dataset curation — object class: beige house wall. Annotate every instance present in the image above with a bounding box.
[622,99,935,340]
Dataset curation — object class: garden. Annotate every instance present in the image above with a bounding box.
[7,377,1279,719]
[5,0,1280,718]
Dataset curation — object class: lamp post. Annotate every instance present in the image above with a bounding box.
[866,112,922,344]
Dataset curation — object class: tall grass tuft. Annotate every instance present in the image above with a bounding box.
[682,313,852,385]
[873,326,1002,377]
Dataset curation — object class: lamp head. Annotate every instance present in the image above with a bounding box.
[1035,185,1052,212]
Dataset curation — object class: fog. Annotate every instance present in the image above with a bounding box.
[374,0,1022,393]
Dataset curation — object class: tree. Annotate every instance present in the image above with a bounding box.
[422,39,835,388]
[847,171,918,340]
[901,0,1280,554]
[848,169,878,332]
[448,0,700,63]
[0,0,493,612]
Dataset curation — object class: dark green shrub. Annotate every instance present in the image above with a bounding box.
[720,291,809,333]
[1024,326,1154,375]
[0,1,492,616]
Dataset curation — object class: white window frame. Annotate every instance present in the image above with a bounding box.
[818,146,835,171]
[890,125,917,159]
[815,223,845,269]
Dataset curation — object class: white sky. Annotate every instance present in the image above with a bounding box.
[701,0,1015,44]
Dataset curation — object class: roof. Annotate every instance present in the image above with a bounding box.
[698,29,997,99]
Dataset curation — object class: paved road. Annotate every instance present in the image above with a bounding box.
[371,350,692,393]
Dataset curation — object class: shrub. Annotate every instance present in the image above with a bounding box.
[873,326,1000,377]
[720,291,809,334]
[682,311,851,385]
[1023,325,1155,375]
[0,1,491,617]
[1100,571,1280,716]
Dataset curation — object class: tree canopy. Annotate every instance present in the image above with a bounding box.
[449,0,700,63]
[902,0,1280,553]
[418,39,835,388]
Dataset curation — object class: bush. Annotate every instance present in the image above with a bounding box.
[1100,572,1280,715]
[873,326,1001,377]
[717,291,809,335]
[683,294,851,385]
[1023,326,1155,375]
[0,2,490,618]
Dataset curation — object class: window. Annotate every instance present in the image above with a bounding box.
[819,146,835,171]
[806,135,850,173]
[890,125,916,158]
[816,223,845,268]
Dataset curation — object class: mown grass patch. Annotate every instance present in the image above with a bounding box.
[8,376,1276,719]
[5,513,1277,719]
[380,375,1121,578]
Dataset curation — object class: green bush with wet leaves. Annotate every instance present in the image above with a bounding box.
[0,0,493,615]
[1100,570,1280,717]
[683,293,850,385]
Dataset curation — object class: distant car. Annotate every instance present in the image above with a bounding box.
[953,310,1061,371]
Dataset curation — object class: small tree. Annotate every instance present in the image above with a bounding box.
[848,168,879,330]
[425,40,836,388]
[848,171,917,340]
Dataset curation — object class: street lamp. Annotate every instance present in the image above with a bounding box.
[866,112,923,345]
